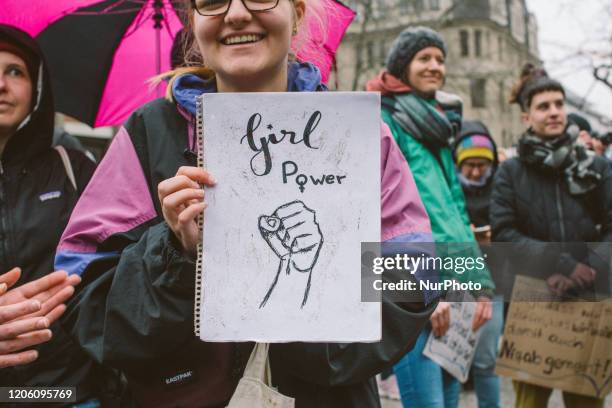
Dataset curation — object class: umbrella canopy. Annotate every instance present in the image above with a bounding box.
[296,0,355,85]
[1,0,355,128]
[1,0,183,127]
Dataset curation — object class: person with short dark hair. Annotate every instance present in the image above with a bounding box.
[490,63,611,408]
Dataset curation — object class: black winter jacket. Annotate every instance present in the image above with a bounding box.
[0,25,105,405]
[453,122,509,292]
[491,138,612,287]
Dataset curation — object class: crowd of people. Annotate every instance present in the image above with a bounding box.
[0,0,610,407]
[370,24,610,408]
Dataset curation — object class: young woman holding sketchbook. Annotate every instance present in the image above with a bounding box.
[56,0,438,406]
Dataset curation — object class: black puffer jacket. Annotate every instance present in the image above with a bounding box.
[490,131,612,288]
[0,25,110,405]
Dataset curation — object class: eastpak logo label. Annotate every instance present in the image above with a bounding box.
[164,370,194,385]
[39,191,62,202]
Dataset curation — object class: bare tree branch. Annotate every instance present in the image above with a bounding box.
[594,64,612,89]
[542,0,612,90]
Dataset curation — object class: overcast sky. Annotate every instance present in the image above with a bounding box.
[526,0,611,124]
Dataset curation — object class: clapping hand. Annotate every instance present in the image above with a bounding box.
[0,268,80,368]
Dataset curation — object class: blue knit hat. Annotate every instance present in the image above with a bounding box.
[386,26,447,80]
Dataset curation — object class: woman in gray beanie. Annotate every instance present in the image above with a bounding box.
[367,26,495,408]
[385,26,447,89]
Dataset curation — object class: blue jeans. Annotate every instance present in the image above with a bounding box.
[472,297,504,408]
[393,328,461,408]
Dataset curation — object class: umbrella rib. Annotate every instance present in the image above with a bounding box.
[71,0,147,15]
[123,10,154,38]
[160,3,176,40]
[72,8,145,15]
[102,0,145,13]
[102,0,129,12]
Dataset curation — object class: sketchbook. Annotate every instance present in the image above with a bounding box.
[195,92,381,342]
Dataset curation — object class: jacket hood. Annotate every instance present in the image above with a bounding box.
[0,24,54,165]
[171,62,326,116]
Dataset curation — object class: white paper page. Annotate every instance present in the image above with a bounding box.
[198,92,381,342]
[423,297,481,382]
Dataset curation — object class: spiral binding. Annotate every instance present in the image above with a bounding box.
[194,95,205,337]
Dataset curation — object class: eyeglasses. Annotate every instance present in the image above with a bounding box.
[461,161,491,172]
[192,0,281,16]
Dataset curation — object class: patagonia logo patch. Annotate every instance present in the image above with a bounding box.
[39,191,62,202]
[164,369,194,386]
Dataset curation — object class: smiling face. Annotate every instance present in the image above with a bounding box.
[192,0,305,92]
[522,91,567,139]
[405,46,445,97]
[0,51,32,142]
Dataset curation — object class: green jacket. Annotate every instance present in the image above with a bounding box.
[382,102,495,292]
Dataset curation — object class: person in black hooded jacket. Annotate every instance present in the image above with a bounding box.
[454,121,499,233]
[453,121,505,408]
[0,24,122,407]
[490,64,611,408]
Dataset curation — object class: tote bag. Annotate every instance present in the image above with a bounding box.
[226,343,294,408]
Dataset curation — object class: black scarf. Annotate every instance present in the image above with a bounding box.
[519,126,603,195]
[381,93,462,150]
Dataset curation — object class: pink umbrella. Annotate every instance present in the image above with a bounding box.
[0,0,355,128]
[296,0,356,84]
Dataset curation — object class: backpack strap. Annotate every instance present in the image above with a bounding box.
[54,145,77,191]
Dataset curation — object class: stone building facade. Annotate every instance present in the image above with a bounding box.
[331,0,540,147]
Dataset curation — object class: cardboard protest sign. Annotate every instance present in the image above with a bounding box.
[423,294,481,382]
[496,275,612,398]
[196,92,381,342]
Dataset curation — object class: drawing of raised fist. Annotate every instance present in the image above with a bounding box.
[258,200,323,308]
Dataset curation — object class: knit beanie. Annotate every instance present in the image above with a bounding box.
[455,134,495,165]
[386,26,447,80]
[0,37,39,81]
